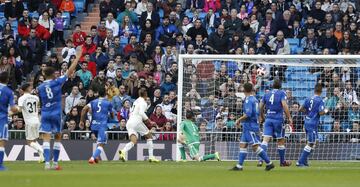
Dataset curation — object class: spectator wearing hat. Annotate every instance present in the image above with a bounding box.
[17,38,33,76]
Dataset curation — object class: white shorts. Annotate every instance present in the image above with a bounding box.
[126,119,150,138]
[25,123,40,140]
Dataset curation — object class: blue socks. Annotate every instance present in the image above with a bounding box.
[43,142,51,163]
[53,142,61,163]
[298,145,312,165]
[256,147,270,164]
[92,146,103,159]
[259,142,268,162]
[238,148,247,166]
[278,145,286,164]
[0,147,4,166]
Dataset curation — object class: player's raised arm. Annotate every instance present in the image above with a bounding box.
[66,46,82,77]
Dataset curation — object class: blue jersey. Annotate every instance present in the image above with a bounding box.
[302,95,325,125]
[37,75,68,115]
[0,83,15,122]
[89,98,113,130]
[261,89,287,120]
[242,95,260,132]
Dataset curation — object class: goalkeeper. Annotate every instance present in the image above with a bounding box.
[178,110,220,161]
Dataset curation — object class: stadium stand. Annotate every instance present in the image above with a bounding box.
[0,0,360,143]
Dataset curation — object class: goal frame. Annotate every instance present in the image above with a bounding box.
[176,54,360,161]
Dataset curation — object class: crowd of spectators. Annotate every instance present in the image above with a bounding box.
[1,0,360,142]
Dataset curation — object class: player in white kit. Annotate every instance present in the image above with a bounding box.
[119,88,159,162]
[18,83,44,163]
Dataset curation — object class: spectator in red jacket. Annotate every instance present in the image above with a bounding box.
[83,53,97,77]
[123,34,137,56]
[51,0,62,9]
[81,36,96,60]
[149,106,168,130]
[73,24,87,47]
[158,122,176,141]
[18,17,51,40]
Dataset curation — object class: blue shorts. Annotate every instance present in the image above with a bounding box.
[92,128,107,144]
[40,112,62,134]
[0,120,8,140]
[304,122,318,143]
[240,130,261,145]
[263,118,285,139]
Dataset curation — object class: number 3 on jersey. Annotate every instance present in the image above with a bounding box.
[45,86,53,99]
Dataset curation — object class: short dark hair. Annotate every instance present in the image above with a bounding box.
[0,72,9,84]
[139,87,148,98]
[186,110,194,119]
[75,24,81,28]
[273,79,282,89]
[44,67,56,78]
[20,83,31,91]
[243,82,253,93]
[90,25,97,30]
[98,86,106,97]
[314,84,322,94]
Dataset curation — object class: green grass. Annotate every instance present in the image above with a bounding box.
[1,161,359,187]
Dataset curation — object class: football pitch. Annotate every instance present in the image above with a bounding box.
[1,161,359,187]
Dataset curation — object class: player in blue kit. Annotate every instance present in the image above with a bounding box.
[0,72,18,171]
[297,84,327,167]
[37,47,82,170]
[231,83,274,171]
[80,86,114,164]
[258,79,292,167]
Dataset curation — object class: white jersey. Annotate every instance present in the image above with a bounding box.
[18,93,40,125]
[129,97,148,122]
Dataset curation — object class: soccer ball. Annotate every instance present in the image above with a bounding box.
[257,67,266,76]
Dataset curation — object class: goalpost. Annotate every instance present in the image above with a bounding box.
[176,55,360,161]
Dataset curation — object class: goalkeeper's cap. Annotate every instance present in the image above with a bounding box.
[186,110,195,119]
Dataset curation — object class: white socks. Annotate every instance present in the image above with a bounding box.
[147,139,154,158]
[123,142,134,153]
[30,141,44,155]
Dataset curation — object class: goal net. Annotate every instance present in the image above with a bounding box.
[176,55,360,161]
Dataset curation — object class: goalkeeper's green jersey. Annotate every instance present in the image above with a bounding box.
[180,119,200,144]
